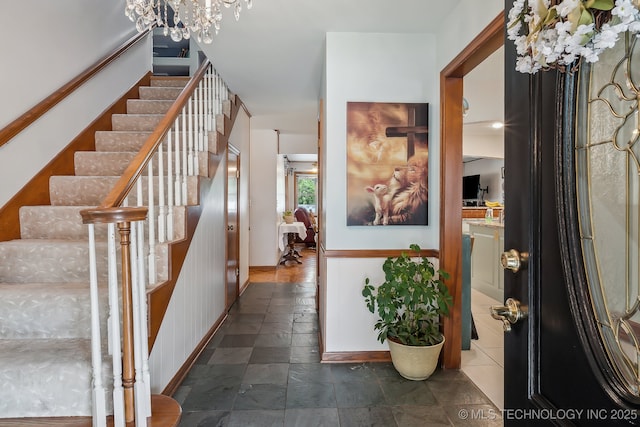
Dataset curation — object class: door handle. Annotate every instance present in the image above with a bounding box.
[490,298,527,332]
[500,249,529,273]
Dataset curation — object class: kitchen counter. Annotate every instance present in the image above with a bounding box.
[467,221,504,302]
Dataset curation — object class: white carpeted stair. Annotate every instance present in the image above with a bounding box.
[0,76,207,419]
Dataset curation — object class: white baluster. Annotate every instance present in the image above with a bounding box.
[88,224,107,427]
[130,223,150,425]
[175,114,183,206]
[182,105,188,205]
[199,80,204,153]
[167,130,175,241]
[107,223,125,427]
[147,162,156,284]
[158,140,166,243]
[187,96,194,176]
[136,217,152,418]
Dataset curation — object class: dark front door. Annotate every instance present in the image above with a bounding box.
[503,11,640,426]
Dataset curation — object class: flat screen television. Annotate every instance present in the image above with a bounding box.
[462,174,480,200]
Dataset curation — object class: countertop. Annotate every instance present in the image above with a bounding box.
[464,219,505,229]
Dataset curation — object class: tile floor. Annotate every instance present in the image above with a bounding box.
[173,281,503,426]
[461,289,504,410]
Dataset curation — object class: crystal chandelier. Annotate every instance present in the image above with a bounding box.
[125,0,253,44]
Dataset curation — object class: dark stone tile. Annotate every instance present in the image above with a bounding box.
[288,363,333,383]
[259,322,293,335]
[243,363,289,384]
[219,334,258,348]
[290,346,321,363]
[225,322,263,334]
[293,312,318,323]
[286,382,336,408]
[234,383,287,410]
[227,409,285,427]
[271,297,296,305]
[291,333,318,347]
[379,377,438,406]
[331,363,378,383]
[178,410,231,427]
[172,385,191,406]
[182,381,241,411]
[294,306,317,313]
[338,407,399,427]
[392,405,453,427]
[205,330,227,349]
[284,408,340,427]
[443,403,503,426]
[181,364,246,387]
[295,297,316,306]
[263,313,295,323]
[194,348,216,365]
[370,362,399,378]
[292,321,318,333]
[249,347,291,363]
[209,348,253,364]
[267,304,295,313]
[227,313,266,324]
[334,381,385,408]
[255,333,292,347]
[229,302,269,314]
[429,368,471,382]
[427,379,491,405]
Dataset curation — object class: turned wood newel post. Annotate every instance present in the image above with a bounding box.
[117,219,136,423]
[80,206,148,424]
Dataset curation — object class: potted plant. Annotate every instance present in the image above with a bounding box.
[362,243,452,380]
[283,210,294,224]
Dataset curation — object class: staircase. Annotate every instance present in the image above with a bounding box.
[0,76,210,423]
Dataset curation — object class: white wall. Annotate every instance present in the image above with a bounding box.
[1,1,149,207]
[463,133,504,159]
[150,155,227,392]
[229,108,251,289]
[324,32,439,251]
[279,133,317,154]
[249,129,280,266]
[321,1,505,353]
[435,0,504,71]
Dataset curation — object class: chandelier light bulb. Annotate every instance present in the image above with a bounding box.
[125,0,253,44]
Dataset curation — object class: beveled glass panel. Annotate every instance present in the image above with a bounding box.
[576,33,640,395]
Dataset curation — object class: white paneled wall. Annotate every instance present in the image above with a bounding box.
[149,156,227,392]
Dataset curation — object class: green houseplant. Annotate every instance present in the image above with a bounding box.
[362,244,452,380]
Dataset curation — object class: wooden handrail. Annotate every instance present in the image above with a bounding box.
[0,30,149,149]
[99,59,212,209]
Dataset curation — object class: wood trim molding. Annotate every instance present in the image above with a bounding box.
[321,351,391,363]
[323,248,439,258]
[440,11,504,369]
[0,30,149,149]
[0,73,152,243]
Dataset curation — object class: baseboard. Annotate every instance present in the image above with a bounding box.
[321,350,391,363]
[161,312,228,396]
[318,325,391,363]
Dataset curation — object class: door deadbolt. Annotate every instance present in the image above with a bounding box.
[490,298,527,332]
[500,249,529,273]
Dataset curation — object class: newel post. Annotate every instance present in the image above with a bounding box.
[81,206,148,425]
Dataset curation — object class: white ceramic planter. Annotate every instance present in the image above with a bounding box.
[387,337,445,380]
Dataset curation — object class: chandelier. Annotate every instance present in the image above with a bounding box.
[125,0,253,44]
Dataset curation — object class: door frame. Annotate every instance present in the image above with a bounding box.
[440,11,504,368]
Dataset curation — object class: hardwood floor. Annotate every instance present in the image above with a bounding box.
[249,244,317,284]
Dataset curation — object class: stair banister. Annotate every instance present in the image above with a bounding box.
[79,58,231,426]
[98,60,212,209]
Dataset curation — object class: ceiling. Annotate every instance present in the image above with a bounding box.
[192,0,503,162]
[198,0,466,138]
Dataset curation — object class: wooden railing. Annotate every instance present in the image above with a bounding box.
[80,59,231,426]
[0,30,149,149]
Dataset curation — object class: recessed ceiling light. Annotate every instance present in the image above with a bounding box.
[491,122,504,129]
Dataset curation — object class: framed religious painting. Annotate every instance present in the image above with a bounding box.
[346,101,429,226]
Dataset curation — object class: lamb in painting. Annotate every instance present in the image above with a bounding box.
[365,183,389,225]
